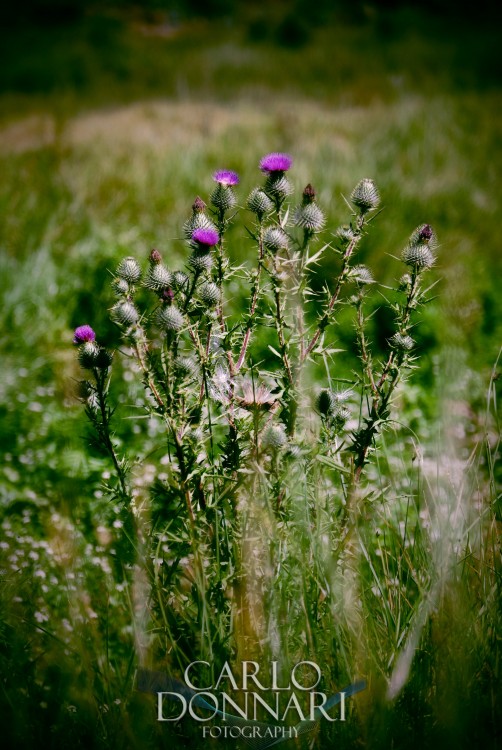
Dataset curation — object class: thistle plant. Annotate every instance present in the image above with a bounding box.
[72,153,439,683]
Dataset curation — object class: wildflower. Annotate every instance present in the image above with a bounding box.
[213,169,239,186]
[73,325,96,345]
[192,228,220,248]
[211,172,238,211]
[259,152,293,204]
[237,381,276,411]
[260,153,293,173]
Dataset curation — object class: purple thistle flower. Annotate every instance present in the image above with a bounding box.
[192,227,220,247]
[73,325,96,345]
[213,170,240,187]
[259,152,293,174]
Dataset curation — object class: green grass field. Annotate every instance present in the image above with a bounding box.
[0,6,500,749]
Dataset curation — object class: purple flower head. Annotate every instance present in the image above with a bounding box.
[260,152,293,174]
[73,325,96,345]
[213,170,239,187]
[192,227,219,247]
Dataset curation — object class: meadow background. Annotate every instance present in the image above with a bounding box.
[0,1,501,748]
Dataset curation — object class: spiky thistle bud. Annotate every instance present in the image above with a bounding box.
[172,271,189,290]
[157,305,184,332]
[350,265,375,285]
[351,178,380,213]
[149,248,162,264]
[94,348,113,369]
[263,173,293,201]
[293,202,325,233]
[317,387,353,417]
[116,257,142,284]
[112,277,129,296]
[210,183,237,212]
[262,424,287,450]
[389,332,414,351]
[189,251,213,273]
[199,281,221,307]
[144,263,172,291]
[247,188,274,219]
[409,223,438,249]
[111,300,139,327]
[78,341,100,369]
[263,226,289,252]
[335,225,355,245]
[402,244,435,269]
[316,389,336,416]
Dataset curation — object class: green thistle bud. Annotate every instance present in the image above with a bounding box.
[112,277,129,296]
[94,347,113,369]
[264,173,293,200]
[390,332,414,351]
[199,281,221,307]
[262,424,287,450]
[144,263,172,291]
[189,250,213,273]
[402,243,435,269]
[335,225,355,245]
[247,187,274,218]
[172,271,189,290]
[351,178,380,213]
[111,300,139,326]
[350,265,375,285]
[210,183,237,212]
[157,305,184,332]
[316,389,336,416]
[116,257,142,284]
[293,202,326,233]
[263,226,289,252]
[78,341,100,369]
